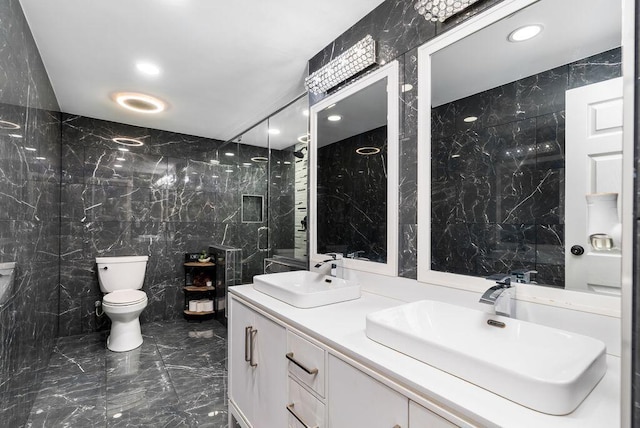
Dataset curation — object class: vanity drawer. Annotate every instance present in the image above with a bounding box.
[288,377,325,428]
[287,331,326,397]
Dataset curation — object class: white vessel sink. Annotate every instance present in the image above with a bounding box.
[365,300,607,415]
[253,271,360,308]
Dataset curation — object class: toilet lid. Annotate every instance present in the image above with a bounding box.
[103,290,147,306]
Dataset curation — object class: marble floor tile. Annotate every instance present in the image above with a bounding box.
[26,319,228,427]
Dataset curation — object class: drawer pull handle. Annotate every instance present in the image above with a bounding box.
[286,352,318,375]
[244,326,252,362]
[249,328,258,367]
[286,403,318,428]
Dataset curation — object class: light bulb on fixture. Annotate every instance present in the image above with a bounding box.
[113,92,166,114]
[508,24,543,42]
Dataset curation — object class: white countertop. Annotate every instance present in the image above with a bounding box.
[230,285,620,428]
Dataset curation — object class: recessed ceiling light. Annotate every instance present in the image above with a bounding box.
[251,156,268,163]
[114,164,123,168]
[401,84,413,92]
[451,154,461,158]
[112,413,122,419]
[112,137,144,147]
[224,152,234,157]
[113,92,166,114]
[267,128,280,135]
[8,134,23,138]
[136,62,161,76]
[24,147,36,151]
[327,115,342,122]
[0,120,20,129]
[355,146,380,155]
[302,109,309,117]
[35,157,46,160]
[508,24,543,42]
[212,175,219,178]
[116,157,126,161]
[242,162,252,167]
[463,116,478,123]
[284,161,291,165]
[117,147,130,152]
[225,169,234,173]
[297,134,309,144]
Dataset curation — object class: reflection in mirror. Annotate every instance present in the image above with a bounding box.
[266,95,309,267]
[419,0,623,294]
[311,62,398,276]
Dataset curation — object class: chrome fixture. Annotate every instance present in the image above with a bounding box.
[510,269,537,284]
[293,147,307,159]
[313,253,343,277]
[414,0,481,22]
[304,35,376,95]
[479,274,515,317]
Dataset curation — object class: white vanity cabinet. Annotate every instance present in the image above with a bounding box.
[409,401,460,428]
[229,298,287,428]
[327,355,408,428]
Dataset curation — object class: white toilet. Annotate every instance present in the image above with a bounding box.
[96,256,149,352]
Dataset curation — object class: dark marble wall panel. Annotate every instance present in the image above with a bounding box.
[0,1,61,426]
[60,114,271,335]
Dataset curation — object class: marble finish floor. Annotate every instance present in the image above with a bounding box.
[26,319,228,427]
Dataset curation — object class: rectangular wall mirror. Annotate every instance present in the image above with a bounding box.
[417,0,627,313]
[310,61,399,276]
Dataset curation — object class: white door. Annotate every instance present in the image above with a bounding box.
[565,77,623,294]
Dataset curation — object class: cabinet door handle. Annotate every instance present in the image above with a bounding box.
[286,352,318,375]
[286,403,318,428]
[249,328,258,367]
[244,326,252,362]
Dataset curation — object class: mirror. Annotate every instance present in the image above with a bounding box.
[310,61,399,276]
[417,0,625,298]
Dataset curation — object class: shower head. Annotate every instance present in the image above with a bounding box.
[293,146,307,158]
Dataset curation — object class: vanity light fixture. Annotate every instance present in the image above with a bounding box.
[327,115,342,122]
[355,146,381,155]
[251,156,268,163]
[0,120,20,129]
[304,35,377,95]
[113,92,166,114]
[508,24,543,42]
[414,0,481,22]
[112,137,144,147]
[463,116,478,122]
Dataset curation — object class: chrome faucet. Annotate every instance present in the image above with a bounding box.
[479,274,515,317]
[510,269,538,284]
[313,253,343,277]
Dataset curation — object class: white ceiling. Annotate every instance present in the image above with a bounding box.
[18,0,385,143]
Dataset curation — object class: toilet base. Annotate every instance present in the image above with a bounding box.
[106,318,144,352]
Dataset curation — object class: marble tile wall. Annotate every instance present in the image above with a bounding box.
[430,49,621,287]
[0,0,61,426]
[59,114,271,336]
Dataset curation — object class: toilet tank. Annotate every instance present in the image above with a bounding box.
[96,256,148,293]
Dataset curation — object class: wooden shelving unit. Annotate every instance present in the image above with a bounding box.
[183,258,216,321]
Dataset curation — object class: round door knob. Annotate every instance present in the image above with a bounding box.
[570,245,584,256]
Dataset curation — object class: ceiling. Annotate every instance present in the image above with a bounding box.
[18,0,385,143]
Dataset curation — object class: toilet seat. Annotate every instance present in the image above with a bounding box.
[103,289,147,306]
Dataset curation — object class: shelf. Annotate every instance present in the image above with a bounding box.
[184,310,214,315]
[184,262,215,267]
[184,286,215,292]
